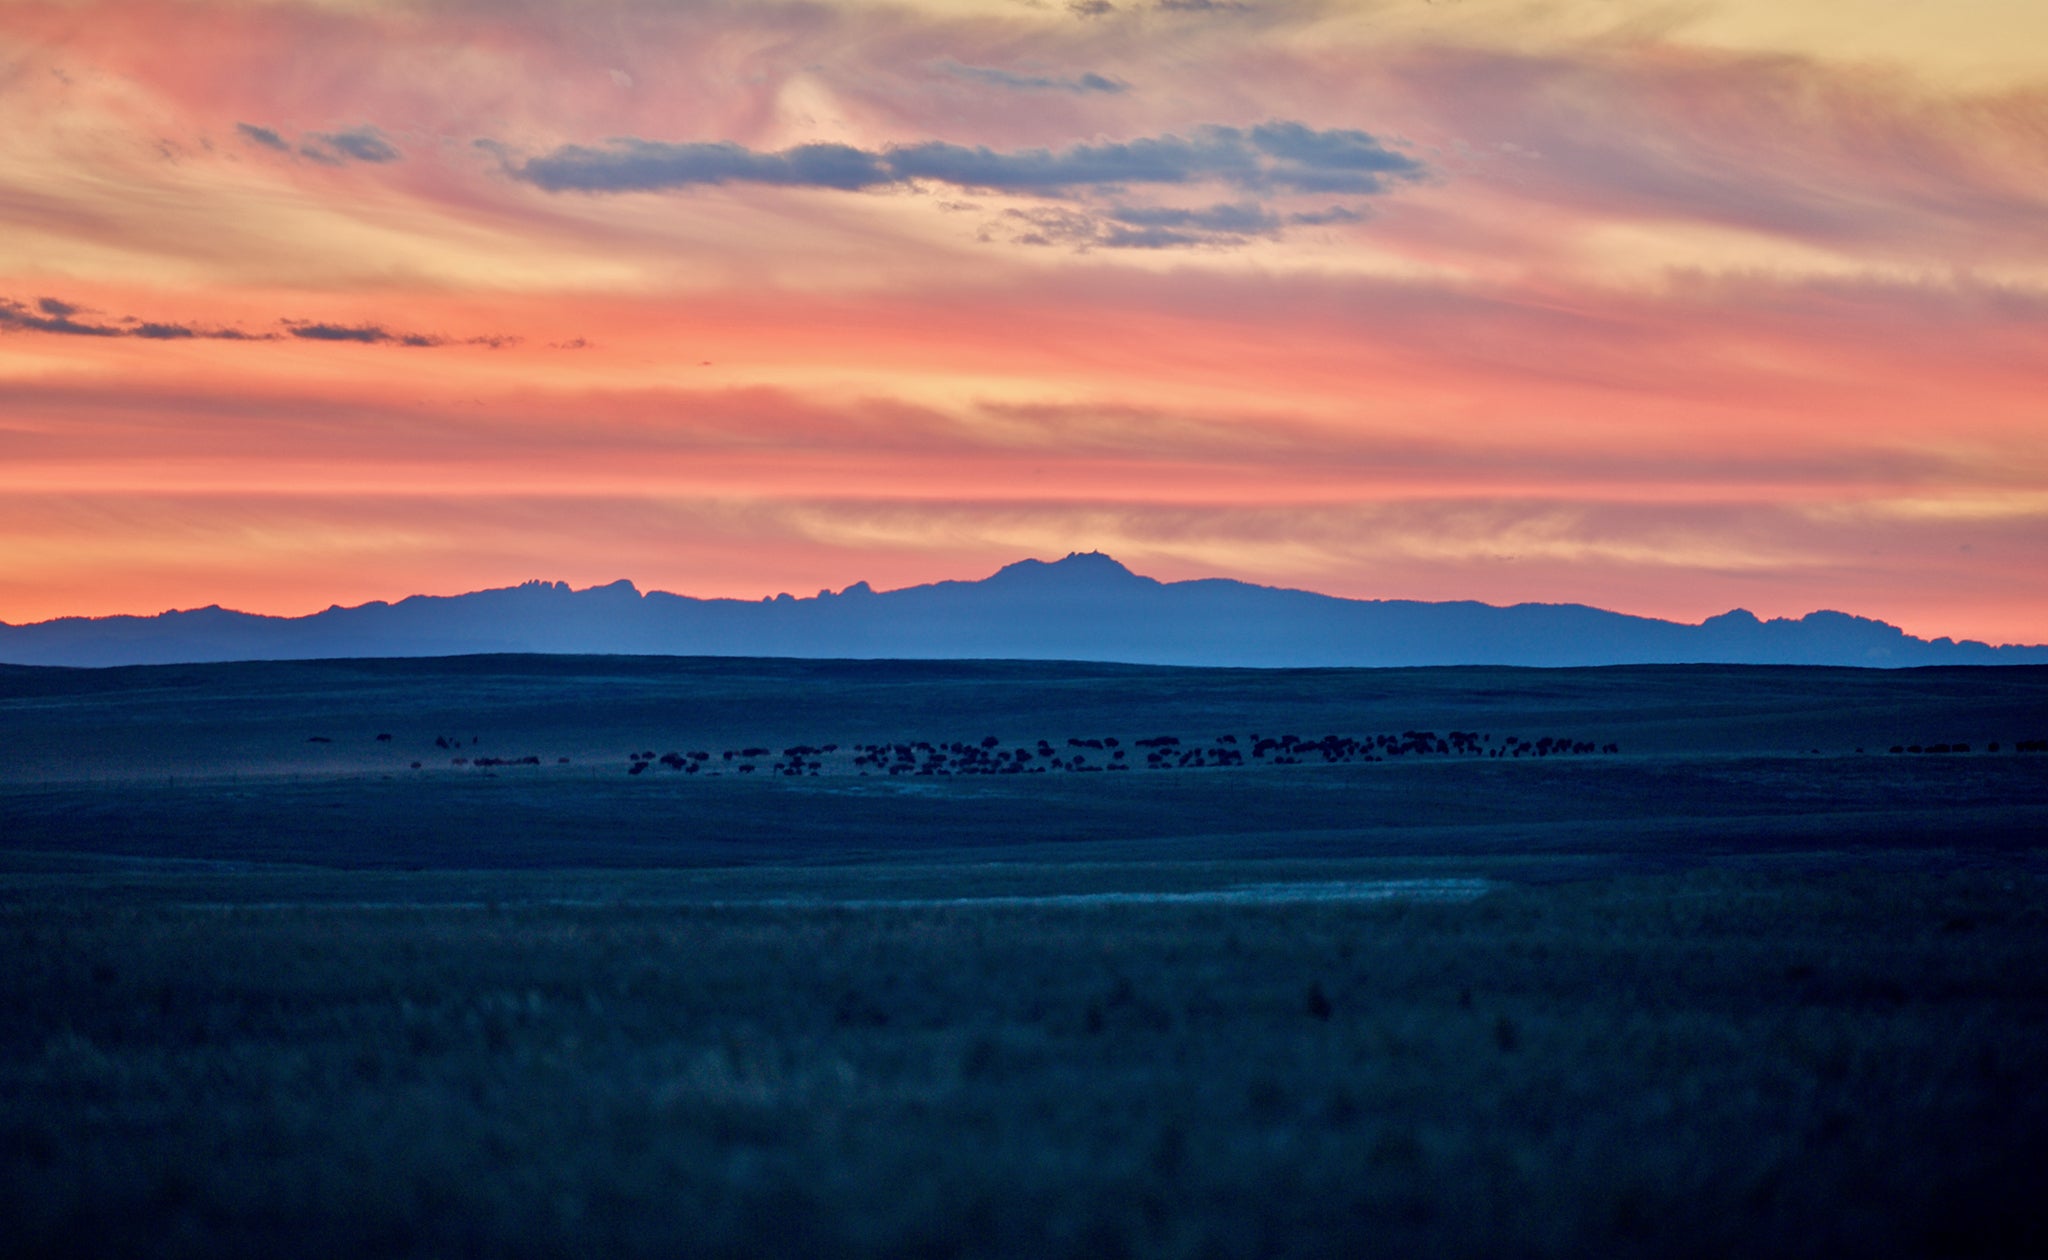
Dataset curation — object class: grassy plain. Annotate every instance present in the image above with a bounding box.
[2,658,2045,1257]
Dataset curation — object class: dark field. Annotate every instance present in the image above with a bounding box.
[3,658,2046,1257]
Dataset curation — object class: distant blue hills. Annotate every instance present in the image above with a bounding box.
[2,551,2042,668]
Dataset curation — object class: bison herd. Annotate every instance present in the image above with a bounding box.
[617,728,1623,778]
[327,728,2046,778]
[1888,739,2047,754]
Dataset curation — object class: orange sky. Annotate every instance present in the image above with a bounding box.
[2,0,2044,642]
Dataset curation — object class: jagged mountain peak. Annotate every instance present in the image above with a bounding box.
[1702,608,1761,628]
[985,551,1150,586]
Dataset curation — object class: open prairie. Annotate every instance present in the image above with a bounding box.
[3,658,2046,1257]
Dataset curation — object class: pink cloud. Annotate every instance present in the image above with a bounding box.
[1364,40,2048,263]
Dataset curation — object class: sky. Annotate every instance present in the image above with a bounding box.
[1,0,2044,643]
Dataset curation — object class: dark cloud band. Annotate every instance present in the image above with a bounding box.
[517,140,890,193]
[284,322,518,349]
[512,121,1424,198]
[1,300,523,349]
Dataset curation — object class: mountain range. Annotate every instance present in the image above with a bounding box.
[2,552,2042,669]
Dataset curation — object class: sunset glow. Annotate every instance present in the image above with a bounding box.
[3,0,2044,641]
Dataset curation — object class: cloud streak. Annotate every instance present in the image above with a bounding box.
[939,61,1127,94]
[284,322,515,348]
[1,297,253,340]
[992,199,1367,249]
[238,121,401,165]
[308,126,401,164]
[1375,42,2048,263]
[235,122,290,152]
[1,299,523,348]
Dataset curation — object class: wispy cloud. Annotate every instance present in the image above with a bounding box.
[305,126,401,164]
[235,122,290,152]
[1108,202,1280,232]
[238,122,401,165]
[939,60,1127,95]
[1379,43,2048,262]
[996,200,1299,249]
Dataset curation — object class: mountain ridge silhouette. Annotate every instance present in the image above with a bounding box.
[2,551,2042,668]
